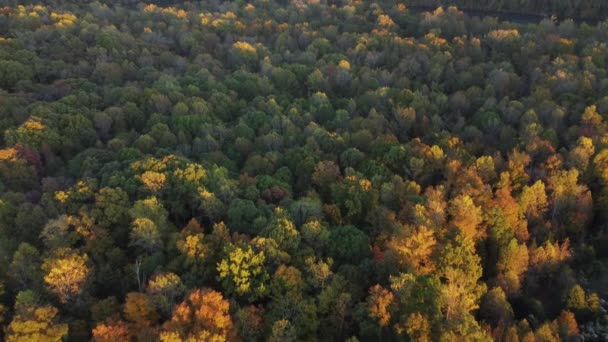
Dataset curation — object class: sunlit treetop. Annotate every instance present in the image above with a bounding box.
[0,1,607,340]
[233,41,257,55]
[50,12,77,27]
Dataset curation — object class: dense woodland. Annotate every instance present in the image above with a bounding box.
[409,0,608,21]
[0,1,607,341]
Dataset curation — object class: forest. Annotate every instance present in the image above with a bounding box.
[0,1,607,341]
[408,0,608,21]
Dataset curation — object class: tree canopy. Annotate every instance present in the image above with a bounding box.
[0,1,607,341]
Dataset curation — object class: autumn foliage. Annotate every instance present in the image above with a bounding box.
[0,1,607,341]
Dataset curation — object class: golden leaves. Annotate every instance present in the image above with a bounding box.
[143,4,187,19]
[124,292,159,327]
[130,217,162,251]
[233,41,257,55]
[449,194,483,241]
[529,240,571,269]
[22,117,45,131]
[92,318,130,342]
[377,14,396,28]
[488,29,520,41]
[173,163,206,185]
[0,147,18,161]
[6,301,68,342]
[50,12,77,27]
[161,289,234,341]
[42,249,90,303]
[139,171,166,192]
[367,284,394,327]
[345,175,372,191]
[217,246,267,298]
[54,191,69,203]
[178,233,207,261]
[338,59,351,70]
[147,272,182,294]
[389,225,436,274]
[403,313,431,342]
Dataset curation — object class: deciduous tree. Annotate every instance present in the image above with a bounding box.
[5,291,68,342]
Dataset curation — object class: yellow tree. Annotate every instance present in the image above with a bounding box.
[388,225,436,274]
[519,180,549,220]
[123,292,158,327]
[556,310,579,338]
[547,169,592,237]
[507,150,531,192]
[424,186,448,231]
[404,313,431,342]
[495,173,529,242]
[367,284,394,328]
[530,240,571,270]
[449,194,484,241]
[41,248,90,303]
[92,318,130,342]
[436,233,486,324]
[217,245,269,301]
[497,239,529,296]
[569,136,595,172]
[5,290,68,342]
[176,218,209,278]
[139,170,167,192]
[130,217,162,253]
[160,289,235,341]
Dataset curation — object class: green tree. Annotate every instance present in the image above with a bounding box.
[227,199,259,234]
[268,320,298,342]
[0,147,38,192]
[261,208,300,252]
[129,218,162,253]
[9,243,43,291]
[0,60,34,91]
[146,272,185,316]
[327,225,371,263]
